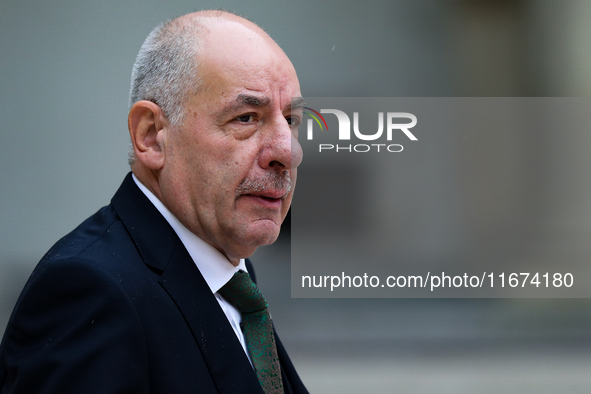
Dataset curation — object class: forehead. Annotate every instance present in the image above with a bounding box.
[195,20,300,108]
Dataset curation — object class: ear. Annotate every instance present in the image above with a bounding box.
[128,100,169,170]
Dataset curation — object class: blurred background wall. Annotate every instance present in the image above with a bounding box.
[2,0,591,392]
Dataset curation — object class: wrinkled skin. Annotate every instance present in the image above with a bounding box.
[130,14,303,264]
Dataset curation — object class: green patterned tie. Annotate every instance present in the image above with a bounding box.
[218,270,284,394]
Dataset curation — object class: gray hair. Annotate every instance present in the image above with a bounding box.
[127,17,204,164]
[127,11,260,166]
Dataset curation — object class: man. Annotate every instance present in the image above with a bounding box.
[0,10,307,394]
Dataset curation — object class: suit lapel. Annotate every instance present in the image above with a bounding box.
[112,173,263,394]
[159,244,263,393]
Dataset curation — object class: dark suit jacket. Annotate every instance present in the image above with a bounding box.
[0,173,307,393]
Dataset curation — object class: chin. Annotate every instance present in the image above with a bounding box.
[229,231,279,261]
[243,220,281,246]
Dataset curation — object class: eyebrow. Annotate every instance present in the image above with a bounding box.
[218,94,306,120]
[240,94,271,108]
[290,97,306,110]
[217,94,272,121]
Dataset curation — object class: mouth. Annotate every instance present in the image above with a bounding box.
[249,189,288,200]
[239,192,285,209]
[235,172,292,204]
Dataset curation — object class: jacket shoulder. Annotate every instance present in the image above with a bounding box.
[1,253,151,393]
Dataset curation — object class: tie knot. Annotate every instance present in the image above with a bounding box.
[218,271,268,314]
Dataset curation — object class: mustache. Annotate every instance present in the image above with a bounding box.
[235,171,292,199]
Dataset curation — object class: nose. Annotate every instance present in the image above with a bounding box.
[258,117,303,171]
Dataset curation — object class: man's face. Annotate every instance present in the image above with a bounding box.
[158,21,303,263]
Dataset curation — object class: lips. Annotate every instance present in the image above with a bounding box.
[235,172,292,201]
[239,193,284,210]
[240,189,288,207]
[248,189,287,200]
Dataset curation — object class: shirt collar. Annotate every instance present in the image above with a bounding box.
[132,174,246,293]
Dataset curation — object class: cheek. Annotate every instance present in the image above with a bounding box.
[188,139,261,209]
[205,157,246,212]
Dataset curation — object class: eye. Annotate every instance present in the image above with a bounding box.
[286,115,301,127]
[236,113,255,123]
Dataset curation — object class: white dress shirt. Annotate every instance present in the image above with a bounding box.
[132,174,251,361]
